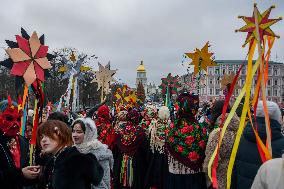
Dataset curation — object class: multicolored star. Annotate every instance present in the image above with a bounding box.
[236,4,282,47]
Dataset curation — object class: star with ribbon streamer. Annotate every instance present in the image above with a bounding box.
[58,51,91,79]
[5,31,52,86]
[236,4,282,47]
[185,42,217,74]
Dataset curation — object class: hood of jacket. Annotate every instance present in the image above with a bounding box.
[243,117,283,143]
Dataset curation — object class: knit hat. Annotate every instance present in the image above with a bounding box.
[158,106,170,120]
[256,101,282,124]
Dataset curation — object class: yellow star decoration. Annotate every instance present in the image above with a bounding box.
[92,62,117,94]
[185,42,217,75]
[70,51,77,62]
[114,85,137,110]
[220,73,241,90]
[236,4,282,47]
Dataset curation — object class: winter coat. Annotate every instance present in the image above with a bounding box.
[40,146,104,189]
[231,117,284,189]
[251,156,284,189]
[73,118,114,189]
[203,113,239,189]
[88,146,113,189]
[0,133,30,189]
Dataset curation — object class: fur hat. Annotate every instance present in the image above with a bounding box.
[256,101,282,124]
[158,106,170,120]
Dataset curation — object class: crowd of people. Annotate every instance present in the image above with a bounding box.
[0,92,284,189]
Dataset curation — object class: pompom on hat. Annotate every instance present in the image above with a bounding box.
[158,106,170,121]
[256,100,282,124]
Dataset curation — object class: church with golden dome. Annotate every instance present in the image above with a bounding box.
[136,60,147,93]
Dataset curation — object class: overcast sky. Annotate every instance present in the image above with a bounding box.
[0,0,283,87]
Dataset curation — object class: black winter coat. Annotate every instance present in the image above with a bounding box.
[39,146,104,189]
[0,133,30,189]
[231,117,284,189]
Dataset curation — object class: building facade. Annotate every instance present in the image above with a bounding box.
[180,60,284,104]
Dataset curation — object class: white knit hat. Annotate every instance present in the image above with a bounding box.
[158,106,170,120]
[256,101,282,123]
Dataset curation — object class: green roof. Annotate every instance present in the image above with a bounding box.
[215,60,283,65]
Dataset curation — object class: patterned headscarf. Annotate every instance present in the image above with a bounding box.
[176,92,199,121]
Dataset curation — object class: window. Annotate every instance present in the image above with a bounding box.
[210,88,213,95]
[215,88,220,95]
[268,89,271,96]
[274,79,278,86]
[274,68,279,76]
[215,68,219,75]
[268,68,272,76]
[222,69,226,75]
[274,90,278,96]
[241,68,246,75]
[235,89,239,95]
[268,79,271,86]
[241,79,245,85]
[208,67,213,75]
[209,78,213,84]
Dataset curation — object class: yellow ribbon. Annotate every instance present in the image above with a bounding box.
[226,40,258,189]
[207,41,257,182]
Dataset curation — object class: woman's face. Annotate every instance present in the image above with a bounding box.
[72,123,85,144]
[40,134,59,155]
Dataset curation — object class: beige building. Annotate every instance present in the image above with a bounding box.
[180,60,284,104]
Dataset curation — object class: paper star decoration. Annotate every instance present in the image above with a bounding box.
[4,30,52,86]
[220,73,241,91]
[185,42,217,74]
[159,73,181,96]
[58,52,91,79]
[92,62,117,94]
[114,85,137,109]
[236,4,282,47]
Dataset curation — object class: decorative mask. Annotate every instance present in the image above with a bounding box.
[0,97,22,137]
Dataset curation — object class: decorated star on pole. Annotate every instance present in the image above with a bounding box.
[92,62,117,94]
[3,29,52,86]
[185,42,217,75]
[114,85,137,109]
[58,51,90,80]
[220,73,241,91]
[159,73,181,96]
[236,4,282,47]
